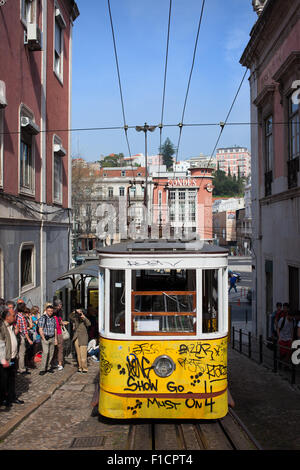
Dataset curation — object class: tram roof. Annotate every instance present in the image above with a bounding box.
[97,240,228,255]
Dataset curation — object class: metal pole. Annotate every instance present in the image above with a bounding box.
[144,124,148,208]
[273,340,277,372]
[248,331,251,358]
[259,334,263,364]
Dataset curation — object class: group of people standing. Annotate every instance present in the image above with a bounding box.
[0,297,98,411]
[269,302,300,362]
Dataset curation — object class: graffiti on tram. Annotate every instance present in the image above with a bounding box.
[100,337,227,417]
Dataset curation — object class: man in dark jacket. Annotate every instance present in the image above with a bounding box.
[0,306,24,409]
[69,308,91,373]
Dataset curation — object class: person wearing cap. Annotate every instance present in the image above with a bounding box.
[38,305,57,375]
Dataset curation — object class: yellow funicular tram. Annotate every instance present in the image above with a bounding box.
[98,239,229,420]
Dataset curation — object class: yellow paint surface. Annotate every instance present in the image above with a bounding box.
[99,336,228,419]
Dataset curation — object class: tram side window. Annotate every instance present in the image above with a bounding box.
[110,270,125,333]
[132,269,196,335]
[202,269,218,333]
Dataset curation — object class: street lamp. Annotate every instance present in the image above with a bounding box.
[135,123,156,208]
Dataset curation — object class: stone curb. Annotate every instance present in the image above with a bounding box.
[0,368,76,442]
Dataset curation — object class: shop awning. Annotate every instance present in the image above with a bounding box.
[53,260,98,283]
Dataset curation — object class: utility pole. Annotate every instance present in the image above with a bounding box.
[135,123,156,208]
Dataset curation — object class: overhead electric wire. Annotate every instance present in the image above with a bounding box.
[1,120,295,137]
[158,0,172,180]
[198,68,249,190]
[173,0,206,178]
[107,0,135,180]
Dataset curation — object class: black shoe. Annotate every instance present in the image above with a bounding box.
[39,371,47,376]
[3,400,12,409]
[47,368,55,373]
[20,371,31,375]
[13,398,24,405]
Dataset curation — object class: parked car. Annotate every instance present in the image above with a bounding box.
[228,270,241,282]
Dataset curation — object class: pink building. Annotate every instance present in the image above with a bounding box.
[216,146,251,178]
[152,167,214,240]
[241,0,300,337]
[0,0,79,306]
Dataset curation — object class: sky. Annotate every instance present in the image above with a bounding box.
[71,0,257,163]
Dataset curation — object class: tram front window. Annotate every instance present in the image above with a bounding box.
[132,269,196,335]
[202,269,218,333]
[110,270,125,333]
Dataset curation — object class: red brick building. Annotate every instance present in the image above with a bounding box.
[0,0,79,307]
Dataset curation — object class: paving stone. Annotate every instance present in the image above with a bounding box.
[1,348,299,449]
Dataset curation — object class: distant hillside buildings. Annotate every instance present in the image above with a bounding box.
[216,147,251,178]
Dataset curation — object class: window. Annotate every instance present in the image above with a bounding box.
[54,7,66,81]
[121,170,126,177]
[20,244,35,291]
[131,269,196,335]
[202,269,218,333]
[20,132,33,190]
[130,186,136,197]
[0,108,3,187]
[108,187,113,198]
[110,270,125,334]
[21,0,35,26]
[168,189,197,224]
[54,154,62,203]
[119,186,125,197]
[53,136,65,204]
[20,107,39,194]
[288,97,300,160]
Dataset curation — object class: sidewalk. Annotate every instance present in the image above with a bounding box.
[0,356,79,440]
[228,347,300,450]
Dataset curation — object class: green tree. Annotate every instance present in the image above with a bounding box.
[159,138,176,170]
[212,169,245,197]
[100,153,125,168]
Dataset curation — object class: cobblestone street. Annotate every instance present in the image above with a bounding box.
[1,347,300,450]
[0,358,129,450]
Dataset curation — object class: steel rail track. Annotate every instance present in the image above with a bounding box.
[125,410,262,451]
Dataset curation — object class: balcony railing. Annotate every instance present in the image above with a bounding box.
[288,157,299,189]
[264,170,272,197]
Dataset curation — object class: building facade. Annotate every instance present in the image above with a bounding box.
[0,0,79,307]
[216,146,251,178]
[151,167,214,241]
[72,159,215,252]
[72,162,148,253]
[241,0,300,336]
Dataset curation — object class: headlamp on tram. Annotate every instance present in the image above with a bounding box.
[152,355,175,378]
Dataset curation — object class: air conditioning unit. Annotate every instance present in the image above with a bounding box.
[21,116,40,135]
[27,23,42,51]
